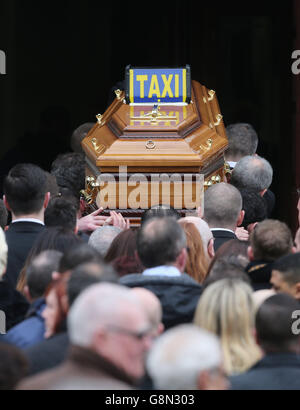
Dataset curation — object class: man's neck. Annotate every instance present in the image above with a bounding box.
[11,212,44,223]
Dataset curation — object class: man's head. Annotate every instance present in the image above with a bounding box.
[225,123,258,162]
[0,228,8,280]
[146,324,228,390]
[45,197,78,232]
[88,226,122,258]
[131,288,164,337]
[70,122,94,154]
[141,205,180,226]
[0,200,8,230]
[255,293,300,353]
[203,183,244,230]
[3,163,49,218]
[230,155,273,194]
[180,216,215,259]
[68,283,152,380]
[240,189,268,231]
[137,217,187,271]
[58,243,103,275]
[248,219,294,262]
[25,250,63,302]
[271,253,300,300]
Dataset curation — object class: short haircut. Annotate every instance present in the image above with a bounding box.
[137,217,186,268]
[272,253,300,286]
[3,163,47,216]
[230,155,273,192]
[26,250,63,299]
[67,261,118,306]
[58,243,103,273]
[0,343,28,389]
[250,219,293,261]
[146,324,222,390]
[225,123,258,159]
[51,153,86,200]
[240,189,268,228]
[44,197,78,231]
[141,205,180,226]
[0,200,8,230]
[256,293,300,352]
[0,228,8,279]
[88,226,122,258]
[203,183,242,228]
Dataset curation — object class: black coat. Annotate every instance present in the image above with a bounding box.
[245,260,273,291]
[5,222,44,287]
[230,353,300,390]
[211,229,237,252]
[119,273,202,330]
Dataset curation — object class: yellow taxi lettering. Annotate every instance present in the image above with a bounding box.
[136,75,148,99]
[161,74,174,98]
[148,75,161,98]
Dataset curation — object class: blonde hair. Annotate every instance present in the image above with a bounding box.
[0,228,8,279]
[194,278,261,375]
[178,220,209,283]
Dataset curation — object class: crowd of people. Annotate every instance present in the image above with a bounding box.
[0,122,299,390]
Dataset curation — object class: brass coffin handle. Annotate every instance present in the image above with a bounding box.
[146,140,156,149]
[203,89,215,103]
[209,114,223,129]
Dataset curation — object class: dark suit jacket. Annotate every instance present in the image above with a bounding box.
[211,229,237,252]
[230,353,300,390]
[5,221,45,287]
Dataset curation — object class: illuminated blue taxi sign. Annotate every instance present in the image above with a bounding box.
[125,65,191,104]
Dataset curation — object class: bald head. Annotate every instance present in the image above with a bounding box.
[204,183,243,230]
[131,288,163,335]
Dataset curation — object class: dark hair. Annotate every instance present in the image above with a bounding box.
[207,239,249,274]
[44,197,77,231]
[240,189,268,229]
[67,262,118,306]
[137,217,186,268]
[3,163,47,216]
[202,256,251,292]
[58,243,103,273]
[0,343,28,389]
[272,253,300,285]
[256,293,300,352]
[225,123,258,159]
[141,205,180,226]
[26,250,63,299]
[0,200,8,230]
[51,153,86,200]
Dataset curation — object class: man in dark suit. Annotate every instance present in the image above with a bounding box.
[3,163,50,287]
[230,294,300,390]
[203,183,244,252]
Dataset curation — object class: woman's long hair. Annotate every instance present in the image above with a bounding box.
[194,278,262,375]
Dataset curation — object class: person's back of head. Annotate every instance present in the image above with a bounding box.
[3,163,48,217]
[146,324,227,390]
[203,182,243,230]
[249,219,293,262]
[44,197,78,231]
[58,243,103,274]
[88,225,122,258]
[26,250,63,301]
[0,343,28,390]
[0,228,8,280]
[240,189,268,231]
[182,216,214,258]
[230,155,273,193]
[194,278,261,375]
[225,123,258,162]
[137,217,186,269]
[271,253,300,300]
[70,122,94,154]
[51,153,86,201]
[141,205,180,226]
[256,293,300,353]
[0,200,8,230]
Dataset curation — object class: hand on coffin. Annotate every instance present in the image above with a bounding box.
[77,207,109,232]
[104,211,130,230]
[234,226,249,241]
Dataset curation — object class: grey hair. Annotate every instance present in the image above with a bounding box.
[88,226,122,257]
[225,123,258,160]
[230,155,273,192]
[203,183,242,229]
[146,324,222,390]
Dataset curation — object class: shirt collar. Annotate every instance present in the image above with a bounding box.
[211,228,235,234]
[12,218,44,226]
[142,266,181,277]
[227,161,237,169]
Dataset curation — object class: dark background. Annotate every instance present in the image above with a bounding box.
[0,1,298,230]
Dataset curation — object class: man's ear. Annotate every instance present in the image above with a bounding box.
[176,248,187,273]
[294,282,300,300]
[260,189,267,197]
[44,192,50,209]
[247,245,254,261]
[208,238,215,259]
[23,285,32,303]
[237,210,245,227]
[3,195,11,212]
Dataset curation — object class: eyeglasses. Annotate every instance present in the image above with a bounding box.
[105,325,152,341]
